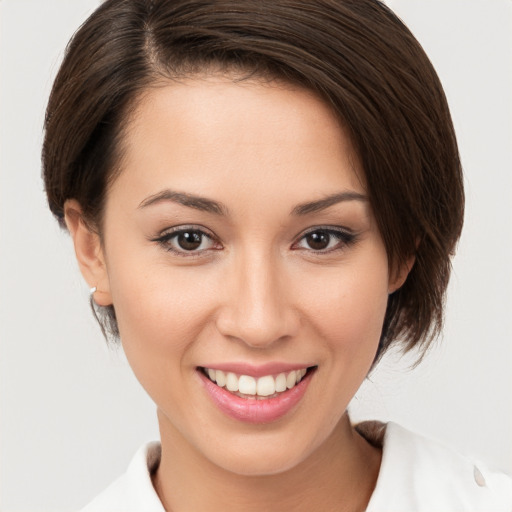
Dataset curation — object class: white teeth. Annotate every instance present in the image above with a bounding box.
[206,368,309,397]
[215,370,226,388]
[238,375,256,395]
[275,373,287,392]
[257,375,275,397]
[286,371,297,389]
[296,368,307,384]
[225,372,238,392]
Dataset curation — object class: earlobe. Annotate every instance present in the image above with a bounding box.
[64,199,112,306]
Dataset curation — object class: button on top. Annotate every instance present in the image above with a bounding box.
[474,465,486,487]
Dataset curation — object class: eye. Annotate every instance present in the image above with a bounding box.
[293,228,356,252]
[152,227,220,255]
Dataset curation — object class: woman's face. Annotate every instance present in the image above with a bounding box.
[92,76,401,475]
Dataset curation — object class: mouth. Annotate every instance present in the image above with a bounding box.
[198,364,316,423]
[200,366,315,400]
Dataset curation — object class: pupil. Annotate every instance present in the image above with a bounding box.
[307,231,330,250]
[178,231,202,250]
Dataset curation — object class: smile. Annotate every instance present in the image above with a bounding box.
[203,367,309,399]
[198,365,316,423]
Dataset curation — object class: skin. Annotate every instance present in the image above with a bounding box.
[65,76,411,511]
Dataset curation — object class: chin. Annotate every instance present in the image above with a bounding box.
[211,447,308,477]
[194,426,330,478]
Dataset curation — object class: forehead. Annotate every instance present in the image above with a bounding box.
[114,76,366,207]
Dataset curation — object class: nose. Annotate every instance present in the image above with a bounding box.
[216,250,300,348]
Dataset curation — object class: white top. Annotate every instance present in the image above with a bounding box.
[81,422,512,511]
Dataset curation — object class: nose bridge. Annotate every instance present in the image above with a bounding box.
[217,246,298,347]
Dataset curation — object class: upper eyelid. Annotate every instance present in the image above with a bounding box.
[153,224,216,239]
[295,225,355,239]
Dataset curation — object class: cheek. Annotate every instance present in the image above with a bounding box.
[298,258,390,359]
[110,262,212,352]
[106,260,218,413]
[103,216,212,341]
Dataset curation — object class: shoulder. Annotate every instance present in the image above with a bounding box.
[361,421,512,512]
[80,441,165,512]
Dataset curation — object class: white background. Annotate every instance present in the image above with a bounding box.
[1,1,511,510]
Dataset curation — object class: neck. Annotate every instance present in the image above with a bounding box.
[153,411,382,512]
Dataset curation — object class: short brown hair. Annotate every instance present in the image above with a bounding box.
[43,0,464,360]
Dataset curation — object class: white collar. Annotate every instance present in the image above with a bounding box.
[363,422,512,511]
[82,422,512,511]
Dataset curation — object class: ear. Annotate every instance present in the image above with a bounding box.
[388,255,415,294]
[64,199,112,306]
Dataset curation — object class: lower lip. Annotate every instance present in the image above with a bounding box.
[199,370,313,424]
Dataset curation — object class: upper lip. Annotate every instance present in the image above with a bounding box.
[198,362,315,378]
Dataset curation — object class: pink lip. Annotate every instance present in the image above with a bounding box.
[198,369,313,424]
[198,362,313,378]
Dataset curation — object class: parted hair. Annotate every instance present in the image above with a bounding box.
[43,0,464,361]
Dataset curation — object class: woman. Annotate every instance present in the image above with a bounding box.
[42,0,511,510]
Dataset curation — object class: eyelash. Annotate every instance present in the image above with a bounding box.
[292,226,357,254]
[151,225,220,257]
[151,225,357,257]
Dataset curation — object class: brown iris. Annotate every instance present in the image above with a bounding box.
[305,231,330,250]
[177,231,203,250]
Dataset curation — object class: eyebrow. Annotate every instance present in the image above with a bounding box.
[291,191,368,215]
[138,189,367,217]
[138,190,228,215]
